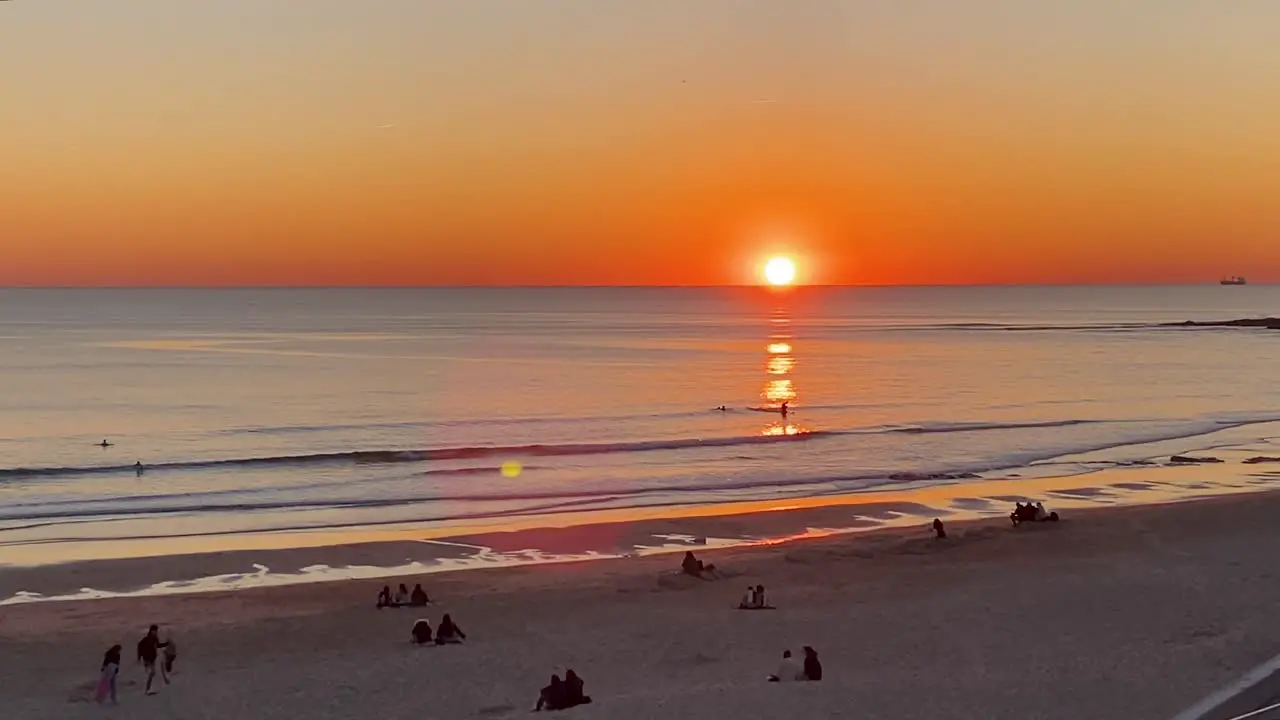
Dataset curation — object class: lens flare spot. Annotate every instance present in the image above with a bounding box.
[501,460,523,478]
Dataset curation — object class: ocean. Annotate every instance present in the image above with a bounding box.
[1,286,1278,570]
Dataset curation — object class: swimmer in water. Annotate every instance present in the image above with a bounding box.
[98,439,112,448]
[780,402,789,419]
[135,461,144,477]
[716,406,727,412]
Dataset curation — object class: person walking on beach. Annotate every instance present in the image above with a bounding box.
[162,634,177,682]
[95,645,122,705]
[137,624,169,695]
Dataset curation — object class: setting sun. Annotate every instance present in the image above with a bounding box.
[764,257,797,286]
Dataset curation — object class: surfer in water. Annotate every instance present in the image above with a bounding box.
[135,461,145,477]
[780,402,789,420]
[98,439,112,448]
[716,405,727,412]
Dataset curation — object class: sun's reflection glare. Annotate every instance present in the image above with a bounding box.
[759,305,806,436]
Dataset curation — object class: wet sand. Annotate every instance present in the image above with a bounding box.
[4,488,1280,719]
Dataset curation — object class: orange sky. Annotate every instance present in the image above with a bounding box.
[3,1,1279,286]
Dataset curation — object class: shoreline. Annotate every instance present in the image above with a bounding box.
[4,457,1277,603]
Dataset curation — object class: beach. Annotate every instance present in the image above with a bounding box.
[4,489,1280,719]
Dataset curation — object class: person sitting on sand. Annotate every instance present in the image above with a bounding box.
[682,551,717,578]
[435,613,466,645]
[768,650,804,682]
[739,586,756,609]
[534,674,566,712]
[737,584,773,610]
[393,584,410,606]
[1012,502,1060,526]
[410,583,429,607]
[410,619,433,645]
[563,669,592,708]
[377,585,392,608]
[932,518,947,539]
[802,646,822,681]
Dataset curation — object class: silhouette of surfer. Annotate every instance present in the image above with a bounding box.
[98,439,112,448]
[780,402,789,421]
[135,461,145,477]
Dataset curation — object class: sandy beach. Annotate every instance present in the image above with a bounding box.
[4,489,1280,719]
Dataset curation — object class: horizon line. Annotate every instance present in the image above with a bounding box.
[0,281,1268,290]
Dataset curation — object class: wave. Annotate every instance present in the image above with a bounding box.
[0,418,1129,481]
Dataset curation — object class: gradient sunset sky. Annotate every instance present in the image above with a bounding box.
[3,1,1279,286]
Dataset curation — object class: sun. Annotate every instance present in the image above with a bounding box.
[764,256,797,286]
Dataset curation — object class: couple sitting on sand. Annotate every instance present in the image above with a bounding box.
[534,669,591,712]
[767,647,822,683]
[1011,502,1059,527]
[377,583,430,608]
[738,584,774,610]
[410,614,466,646]
[682,551,719,579]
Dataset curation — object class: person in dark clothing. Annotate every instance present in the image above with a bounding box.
[563,669,592,707]
[932,518,947,539]
[534,674,566,712]
[410,619,433,645]
[137,625,169,695]
[409,584,429,607]
[376,585,392,608]
[682,551,716,578]
[96,645,122,704]
[435,614,466,645]
[802,646,822,681]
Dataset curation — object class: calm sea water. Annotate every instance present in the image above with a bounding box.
[1,287,1278,564]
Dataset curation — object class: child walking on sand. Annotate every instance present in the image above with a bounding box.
[95,645,122,705]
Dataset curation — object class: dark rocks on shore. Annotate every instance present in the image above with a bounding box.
[1163,318,1280,330]
[888,472,982,482]
[1169,455,1224,464]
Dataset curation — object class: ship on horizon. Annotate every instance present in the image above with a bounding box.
[1220,276,1247,285]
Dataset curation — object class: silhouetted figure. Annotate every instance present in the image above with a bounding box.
[162,634,176,683]
[535,674,566,712]
[136,624,169,696]
[410,619,433,645]
[99,439,112,448]
[96,645,122,705]
[780,402,789,420]
[435,613,466,645]
[393,584,410,606]
[682,551,716,578]
[410,584,429,607]
[563,669,592,707]
[802,646,822,681]
[135,461,145,476]
[376,585,392,609]
[932,518,947,539]
[1012,502,1059,526]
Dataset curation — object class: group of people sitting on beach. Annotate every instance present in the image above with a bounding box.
[1010,501,1059,526]
[96,624,177,705]
[410,613,467,646]
[767,647,822,683]
[377,583,430,608]
[534,669,592,712]
[738,583,774,610]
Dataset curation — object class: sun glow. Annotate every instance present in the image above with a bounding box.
[763,256,797,286]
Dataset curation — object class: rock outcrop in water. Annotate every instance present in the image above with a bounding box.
[1243,456,1280,465]
[1169,455,1224,464]
[1163,318,1280,330]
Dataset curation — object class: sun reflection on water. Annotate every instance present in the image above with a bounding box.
[760,306,806,436]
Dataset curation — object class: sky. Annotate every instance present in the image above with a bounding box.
[3,1,1279,286]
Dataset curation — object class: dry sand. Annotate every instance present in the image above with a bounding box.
[4,492,1280,719]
